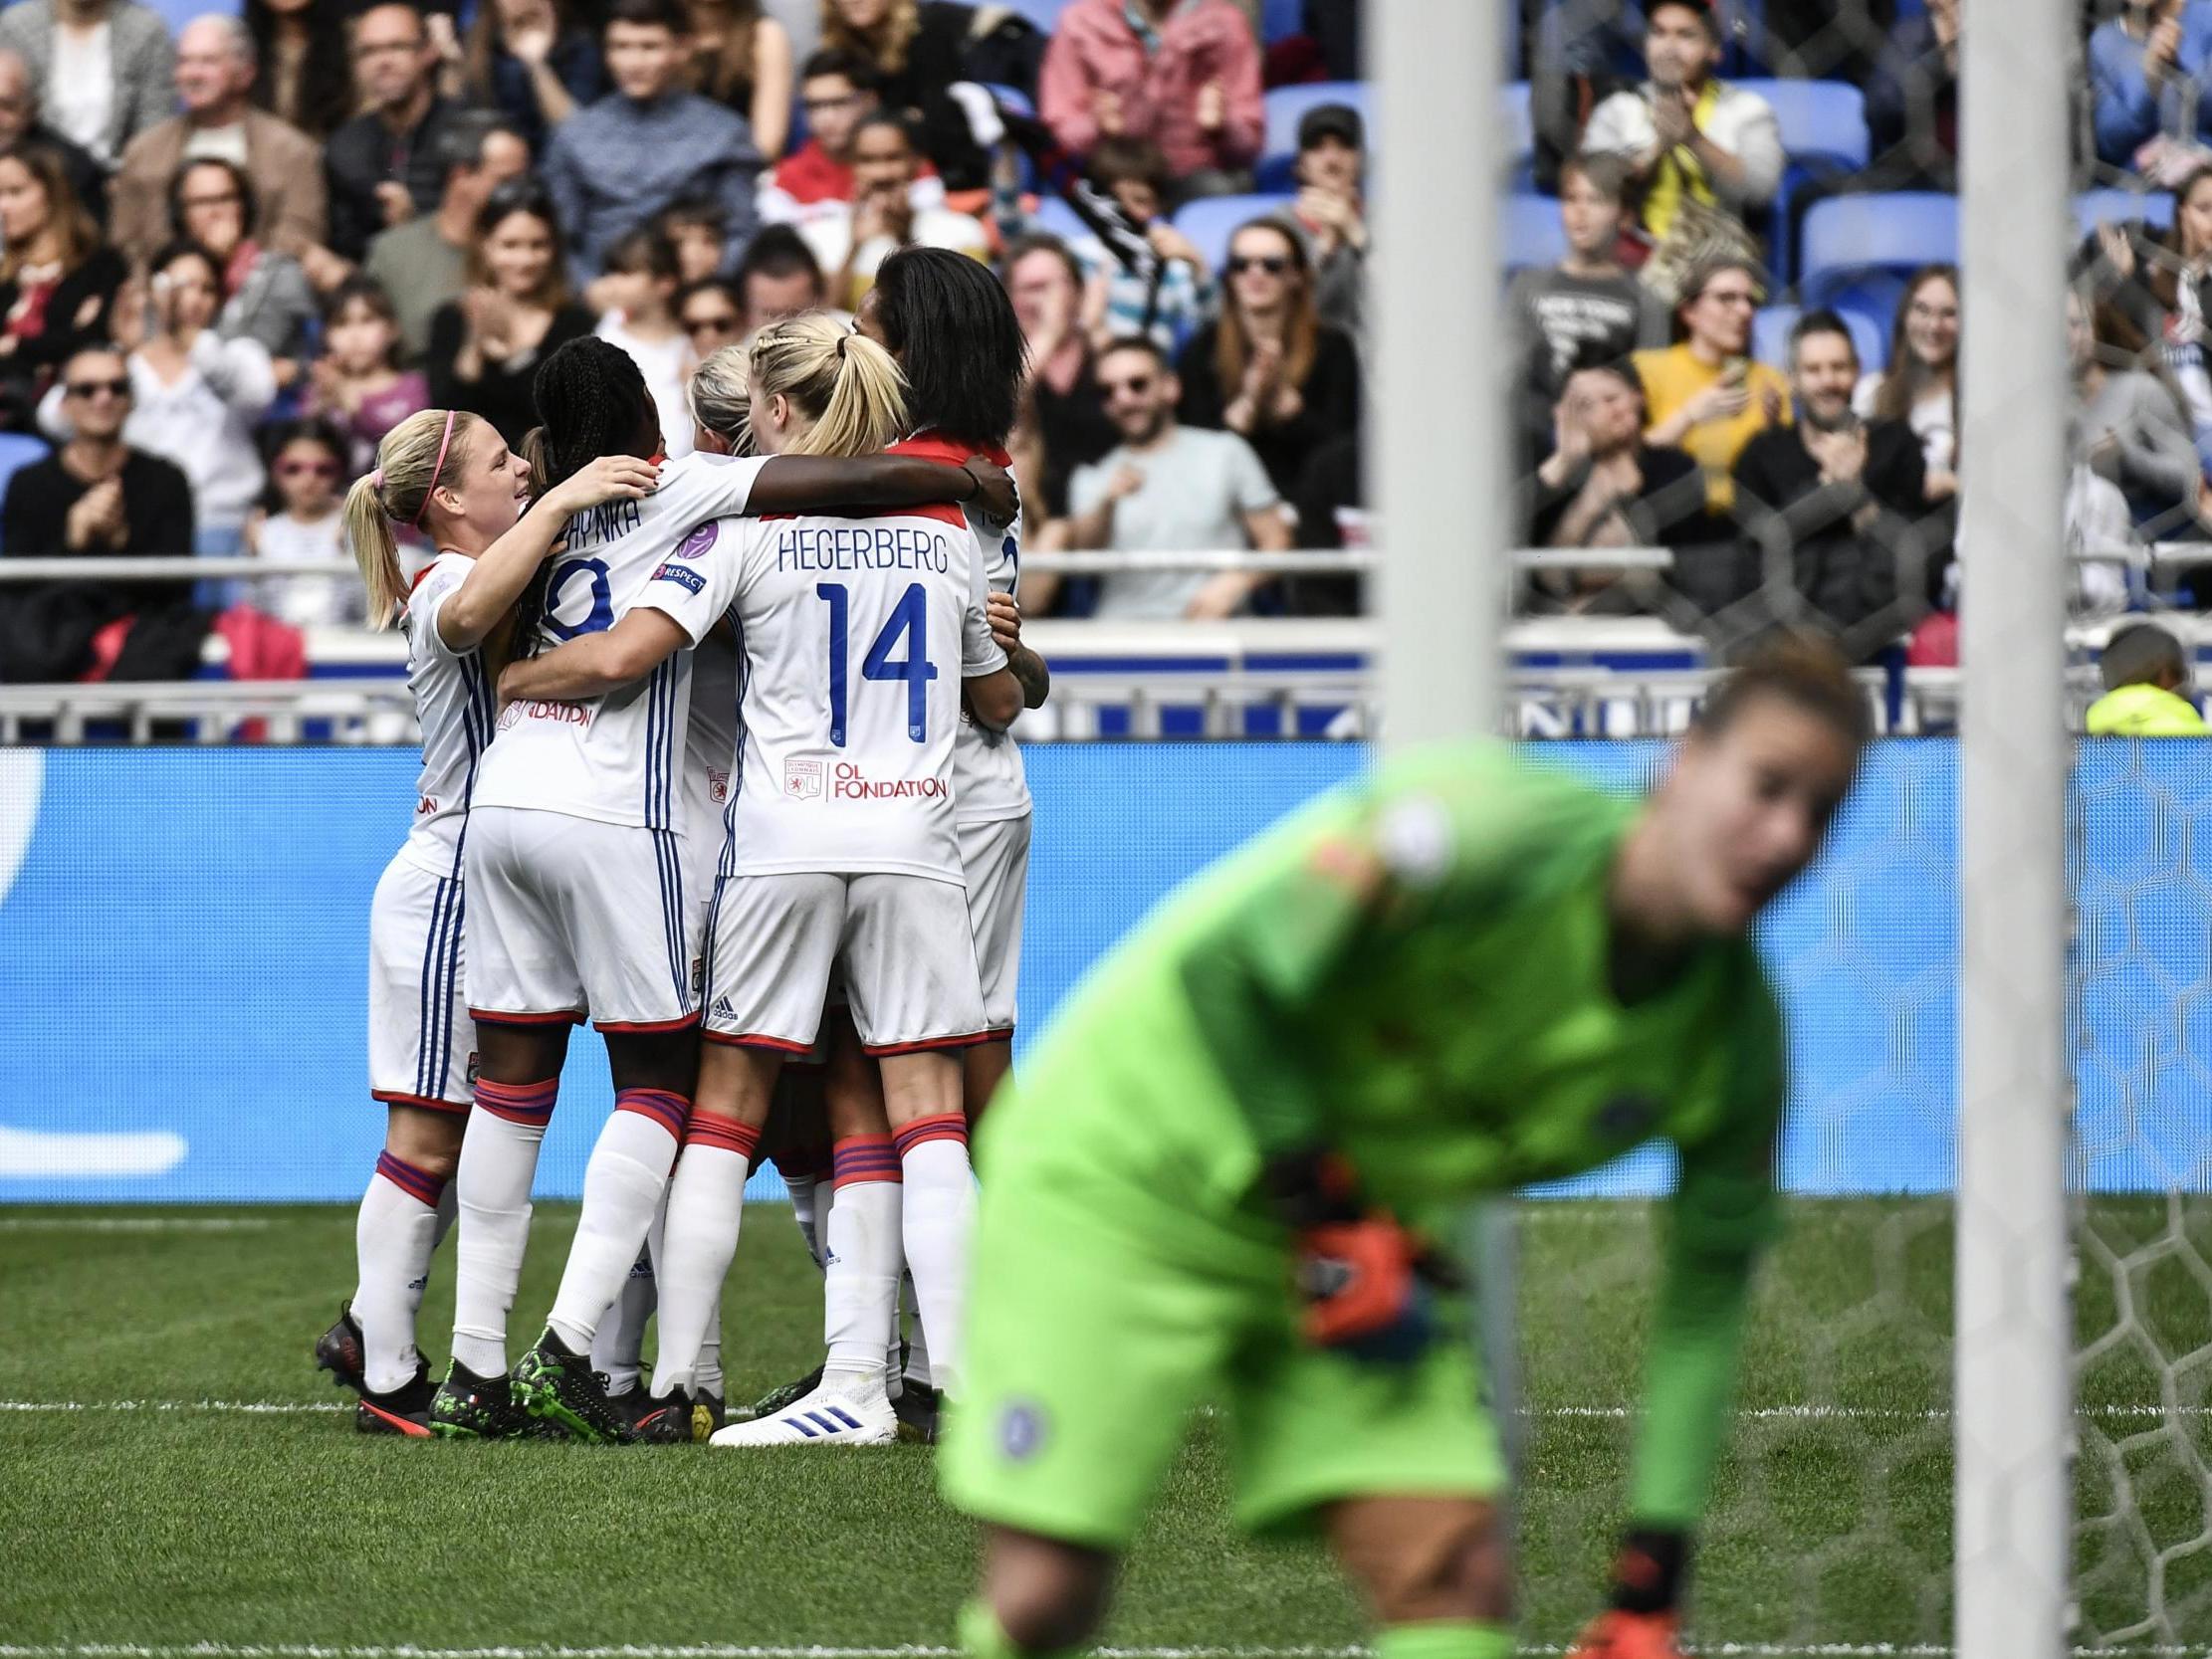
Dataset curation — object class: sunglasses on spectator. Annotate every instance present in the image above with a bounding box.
[684,311,740,336]
[65,378,129,398]
[1100,373,1155,397]
[1226,255,1290,276]
[277,458,339,479]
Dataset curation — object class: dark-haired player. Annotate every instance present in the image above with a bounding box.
[943,639,1871,1659]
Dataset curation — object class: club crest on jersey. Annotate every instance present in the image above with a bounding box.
[466,1052,481,1086]
[709,767,730,804]
[784,757,824,800]
[651,561,707,596]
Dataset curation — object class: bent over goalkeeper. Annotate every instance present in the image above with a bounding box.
[941,640,1870,1659]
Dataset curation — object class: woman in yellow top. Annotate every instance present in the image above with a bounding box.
[1632,256,1789,517]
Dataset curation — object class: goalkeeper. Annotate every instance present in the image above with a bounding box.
[941,639,1870,1659]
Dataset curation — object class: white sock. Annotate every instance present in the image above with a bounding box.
[353,1151,448,1394]
[546,1092,685,1354]
[450,1078,555,1377]
[893,1115,977,1399]
[786,1171,826,1266]
[695,1298,726,1398]
[901,1271,934,1392]
[823,1154,901,1407]
[648,1121,758,1394]
[590,1242,657,1394]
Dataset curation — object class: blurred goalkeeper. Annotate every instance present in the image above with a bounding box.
[941,637,1870,1659]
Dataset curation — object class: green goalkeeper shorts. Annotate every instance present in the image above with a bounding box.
[939,1151,1508,1550]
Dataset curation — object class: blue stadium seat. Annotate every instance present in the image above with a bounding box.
[1753,304,1888,375]
[996,0,1071,33]
[0,432,49,548]
[1171,192,1294,270]
[142,0,236,34]
[2076,188,2174,237]
[1261,0,1303,44]
[1503,81,1534,186]
[1799,192,1957,328]
[1027,195,1093,246]
[1255,83,1370,190]
[1503,193,1567,274]
[1731,79,1869,173]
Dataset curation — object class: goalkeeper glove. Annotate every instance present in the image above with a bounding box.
[1565,1529,1691,1659]
[1260,1150,1455,1363]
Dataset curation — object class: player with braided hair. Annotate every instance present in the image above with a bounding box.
[314,406,655,1437]
[438,334,1021,1443]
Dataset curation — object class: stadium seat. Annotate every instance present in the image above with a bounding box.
[1503,81,1535,186]
[1027,195,1093,246]
[1503,193,1567,274]
[1261,0,1303,44]
[0,432,48,550]
[2075,188,2174,237]
[1731,79,1869,174]
[1753,304,1888,375]
[1799,192,1957,329]
[141,0,236,33]
[1256,83,1371,190]
[1171,192,1295,271]
[995,0,1070,32]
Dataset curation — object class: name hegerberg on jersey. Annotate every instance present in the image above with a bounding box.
[774,523,959,573]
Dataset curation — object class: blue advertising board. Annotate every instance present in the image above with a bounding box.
[0,740,2203,1201]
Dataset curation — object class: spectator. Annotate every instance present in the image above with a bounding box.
[821,0,1042,193]
[735,224,829,329]
[426,179,595,445]
[0,143,125,431]
[2089,0,2212,171]
[363,110,532,362]
[1287,428,1362,617]
[803,112,988,309]
[112,17,327,273]
[2086,621,2208,734]
[1506,152,1670,464]
[1176,216,1361,502]
[2098,171,2212,476]
[69,241,280,556]
[245,0,353,143]
[0,49,107,225]
[461,0,606,155]
[676,274,746,359]
[595,226,694,457]
[0,0,175,171]
[542,0,763,277]
[1523,359,1711,616]
[242,416,360,626]
[686,0,794,161]
[1863,0,1958,190]
[1040,0,1262,196]
[1287,102,1366,343]
[304,276,429,476]
[1047,335,1288,620]
[1578,0,1781,245]
[166,158,318,378]
[1853,264,1958,506]
[1004,233,1118,520]
[760,48,885,221]
[1733,311,1928,645]
[326,3,463,263]
[657,196,730,286]
[2069,285,2205,533]
[992,133,1215,354]
[1632,256,1788,516]
[1,346,197,678]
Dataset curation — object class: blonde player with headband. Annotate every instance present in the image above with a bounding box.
[312,407,657,1437]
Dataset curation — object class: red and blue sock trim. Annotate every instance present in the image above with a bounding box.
[831,1134,902,1189]
[374,1149,447,1208]
[615,1087,690,1140]
[475,1077,556,1127]
[891,1112,969,1159]
[684,1116,761,1163]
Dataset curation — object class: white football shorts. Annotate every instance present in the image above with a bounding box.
[464,805,698,1032]
[703,871,987,1055]
[367,852,476,1111]
[959,812,1030,1038]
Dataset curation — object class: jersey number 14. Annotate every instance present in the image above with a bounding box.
[816,581,937,746]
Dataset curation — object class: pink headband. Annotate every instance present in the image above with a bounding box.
[407,410,459,529]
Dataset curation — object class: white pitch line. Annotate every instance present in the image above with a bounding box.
[0,1400,345,1415]
[0,1218,274,1232]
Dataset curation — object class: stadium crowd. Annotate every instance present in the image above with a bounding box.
[1,0,2209,685]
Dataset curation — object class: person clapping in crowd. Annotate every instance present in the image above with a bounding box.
[1633,256,1787,516]
[0,141,123,430]
[683,0,793,161]
[460,0,604,154]
[1286,102,1366,343]
[426,178,593,446]
[1854,265,1958,508]
[166,157,317,379]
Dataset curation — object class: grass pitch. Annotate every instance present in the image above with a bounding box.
[2,1198,2207,1652]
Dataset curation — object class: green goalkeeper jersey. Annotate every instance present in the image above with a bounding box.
[997,739,1785,1526]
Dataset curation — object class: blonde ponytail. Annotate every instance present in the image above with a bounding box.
[748,311,908,459]
[689,343,754,452]
[345,408,483,631]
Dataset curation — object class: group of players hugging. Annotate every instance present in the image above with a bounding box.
[312,239,1879,1659]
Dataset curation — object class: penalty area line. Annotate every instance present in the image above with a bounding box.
[0,1218,275,1231]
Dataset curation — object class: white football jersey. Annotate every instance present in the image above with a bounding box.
[472,452,770,831]
[720,501,1006,884]
[396,550,497,879]
[684,626,741,884]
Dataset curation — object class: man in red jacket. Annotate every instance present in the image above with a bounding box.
[1038,0,1263,199]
